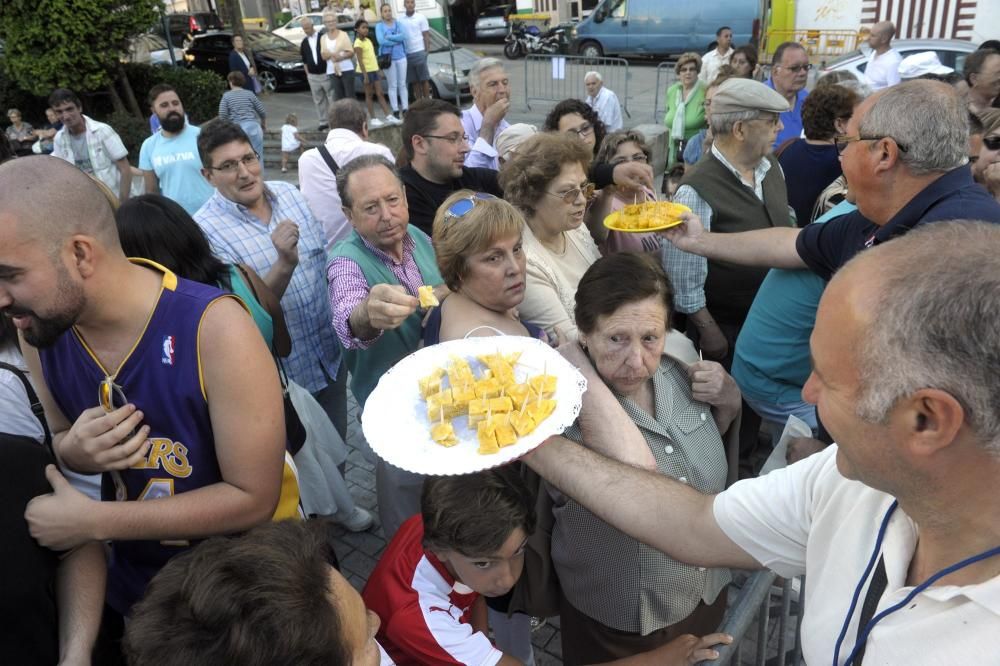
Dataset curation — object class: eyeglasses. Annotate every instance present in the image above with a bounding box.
[834,134,910,155]
[422,133,470,145]
[678,66,699,74]
[443,192,498,220]
[983,136,1000,151]
[778,63,813,73]
[206,152,260,174]
[546,182,595,204]
[565,122,594,138]
[610,152,648,167]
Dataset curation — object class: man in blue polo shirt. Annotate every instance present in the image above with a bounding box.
[663,79,1000,279]
[767,42,810,150]
[139,84,215,214]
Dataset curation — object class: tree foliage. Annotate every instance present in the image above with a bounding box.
[0,0,161,97]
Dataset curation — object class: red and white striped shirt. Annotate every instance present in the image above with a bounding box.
[362,516,503,666]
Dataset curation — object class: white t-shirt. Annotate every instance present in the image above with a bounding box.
[713,445,1000,665]
[866,49,903,90]
[397,12,429,54]
[281,124,301,152]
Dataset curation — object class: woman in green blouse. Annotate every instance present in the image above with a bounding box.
[664,52,707,166]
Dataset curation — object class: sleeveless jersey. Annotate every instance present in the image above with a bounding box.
[38,259,292,614]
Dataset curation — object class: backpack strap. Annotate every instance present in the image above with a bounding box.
[0,360,53,453]
[317,144,340,176]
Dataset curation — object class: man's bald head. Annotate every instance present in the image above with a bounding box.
[867,20,896,50]
[0,156,121,251]
[832,220,1000,453]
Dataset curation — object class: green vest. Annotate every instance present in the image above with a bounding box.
[681,152,791,325]
[331,227,443,407]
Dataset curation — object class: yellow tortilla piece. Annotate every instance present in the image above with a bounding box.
[418,285,439,308]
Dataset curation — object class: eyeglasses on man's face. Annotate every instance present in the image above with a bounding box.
[778,63,813,73]
[207,152,260,174]
[834,134,910,155]
[546,182,595,204]
[422,132,470,145]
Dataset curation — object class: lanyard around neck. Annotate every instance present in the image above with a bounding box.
[833,499,1000,665]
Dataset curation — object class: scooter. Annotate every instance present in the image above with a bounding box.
[503,20,569,59]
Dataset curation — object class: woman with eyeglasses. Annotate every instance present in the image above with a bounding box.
[499,133,601,340]
[586,129,660,254]
[664,52,707,167]
[425,191,545,345]
[542,98,607,158]
[975,109,1000,202]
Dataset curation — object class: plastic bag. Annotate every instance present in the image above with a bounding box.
[759,414,813,475]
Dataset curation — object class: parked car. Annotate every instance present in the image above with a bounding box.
[817,38,977,81]
[571,0,758,57]
[339,22,476,100]
[475,5,513,41]
[125,33,185,66]
[273,13,352,44]
[184,30,307,92]
[150,11,225,48]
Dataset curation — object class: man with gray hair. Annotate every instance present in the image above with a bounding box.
[864,21,902,90]
[665,77,794,366]
[524,220,1000,664]
[327,153,445,537]
[299,16,335,130]
[298,99,394,249]
[461,58,510,170]
[663,80,1000,281]
[584,70,622,130]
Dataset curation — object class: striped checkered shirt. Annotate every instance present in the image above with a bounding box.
[549,356,731,634]
[327,230,428,350]
[218,88,266,125]
[661,144,773,314]
[195,183,340,392]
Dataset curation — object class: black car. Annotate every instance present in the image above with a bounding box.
[151,11,225,48]
[184,30,307,92]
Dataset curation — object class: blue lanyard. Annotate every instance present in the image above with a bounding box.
[833,500,1000,665]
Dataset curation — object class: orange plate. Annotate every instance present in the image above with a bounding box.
[603,202,691,233]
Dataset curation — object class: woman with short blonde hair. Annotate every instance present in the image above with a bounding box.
[424,190,546,345]
[664,52,706,166]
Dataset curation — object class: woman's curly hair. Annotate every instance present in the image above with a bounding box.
[498,133,593,219]
[542,98,606,157]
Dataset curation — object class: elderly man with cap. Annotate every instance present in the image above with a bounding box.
[663,77,794,367]
[495,122,537,166]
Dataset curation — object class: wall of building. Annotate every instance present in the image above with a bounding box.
[793,0,994,42]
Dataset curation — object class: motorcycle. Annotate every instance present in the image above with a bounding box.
[503,20,569,59]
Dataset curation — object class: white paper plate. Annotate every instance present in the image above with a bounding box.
[362,336,587,475]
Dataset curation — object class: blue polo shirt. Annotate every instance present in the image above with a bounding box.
[795,164,1000,280]
[766,79,808,150]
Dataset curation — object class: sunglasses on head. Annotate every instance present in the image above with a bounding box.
[443,192,498,221]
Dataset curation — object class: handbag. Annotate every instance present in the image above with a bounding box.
[251,75,263,94]
[377,52,392,70]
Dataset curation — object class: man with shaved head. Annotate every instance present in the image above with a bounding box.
[0,156,297,627]
[865,21,902,90]
[526,220,1000,663]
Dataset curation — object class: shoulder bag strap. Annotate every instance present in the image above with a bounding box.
[234,263,292,358]
[317,144,340,176]
[0,360,53,453]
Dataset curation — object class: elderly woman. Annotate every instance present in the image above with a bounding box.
[664,52,706,166]
[499,133,601,339]
[6,108,35,156]
[425,190,546,344]
[550,251,740,664]
[587,129,660,254]
[543,98,607,158]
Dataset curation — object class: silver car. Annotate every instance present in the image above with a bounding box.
[818,38,977,82]
[475,4,512,41]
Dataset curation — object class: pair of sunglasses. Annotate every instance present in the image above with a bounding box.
[99,376,139,440]
[443,192,499,221]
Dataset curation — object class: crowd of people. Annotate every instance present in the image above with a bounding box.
[2,14,1000,666]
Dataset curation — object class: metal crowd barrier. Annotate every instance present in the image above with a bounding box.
[651,61,676,123]
[698,572,806,665]
[761,29,865,64]
[522,54,631,117]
